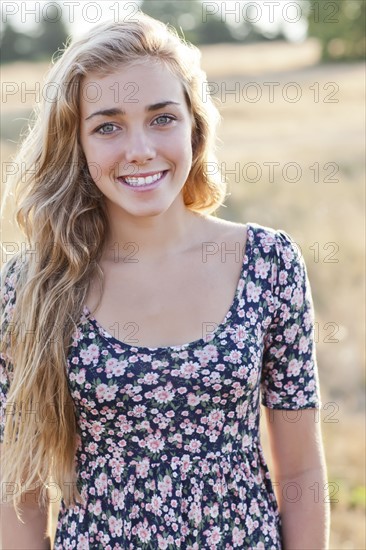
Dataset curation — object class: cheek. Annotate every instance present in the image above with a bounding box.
[82,140,120,179]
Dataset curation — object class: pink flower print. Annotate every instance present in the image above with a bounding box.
[88,344,100,358]
[284,381,296,395]
[86,442,98,455]
[117,416,133,435]
[248,412,256,429]
[111,489,125,509]
[146,436,165,453]
[278,269,288,286]
[242,434,252,448]
[95,472,108,496]
[136,458,150,478]
[95,383,108,401]
[282,245,295,266]
[142,372,159,385]
[104,385,118,401]
[292,286,304,308]
[207,525,222,545]
[188,502,202,526]
[157,475,172,498]
[93,499,102,516]
[105,358,118,376]
[249,499,260,517]
[255,257,270,279]
[294,393,308,407]
[234,325,248,341]
[137,523,151,542]
[80,348,93,365]
[260,231,276,251]
[236,365,249,379]
[283,286,293,301]
[149,494,163,515]
[157,536,169,549]
[238,278,245,292]
[299,335,309,354]
[208,409,224,426]
[109,458,124,478]
[232,526,246,546]
[284,324,299,344]
[246,281,261,303]
[229,422,239,437]
[266,392,281,406]
[75,369,86,385]
[76,534,89,549]
[95,383,118,402]
[154,387,174,404]
[132,404,146,417]
[196,345,219,363]
[226,350,242,364]
[303,309,313,330]
[180,361,200,379]
[204,344,219,359]
[209,503,219,518]
[286,359,301,377]
[248,366,259,387]
[180,455,192,474]
[245,515,256,535]
[108,515,122,538]
[89,421,104,438]
[273,344,286,359]
[237,401,248,419]
[149,360,161,369]
[187,439,202,453]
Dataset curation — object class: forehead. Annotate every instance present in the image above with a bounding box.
[79,62,187,114]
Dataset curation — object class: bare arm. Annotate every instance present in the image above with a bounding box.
[264,408,331,550]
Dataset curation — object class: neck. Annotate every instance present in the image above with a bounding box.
[101,204,206,263]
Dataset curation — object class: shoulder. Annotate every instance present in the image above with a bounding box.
[200,216,247,241]
[247,222,302,260]
[204,218,299,254]
[199,217,303,266]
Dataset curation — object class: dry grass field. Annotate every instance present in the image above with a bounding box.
[1,39,365,548]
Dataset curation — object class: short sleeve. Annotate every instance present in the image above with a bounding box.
[260,230,322,410]
[0,257,21,444]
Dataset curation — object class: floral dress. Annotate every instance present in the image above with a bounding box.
[0,222,322,549]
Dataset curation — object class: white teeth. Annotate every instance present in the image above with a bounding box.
[123,171,164,186]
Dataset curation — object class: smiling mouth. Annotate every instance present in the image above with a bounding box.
[119,170,168,187]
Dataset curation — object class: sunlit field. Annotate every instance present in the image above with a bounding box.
[1,39,365,548]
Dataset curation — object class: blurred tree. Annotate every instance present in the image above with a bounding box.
[0,21,34,62]
[31,3,69,60]
[140,0,233,44]
[0,2,68,63]
[139,0,263,44]
[307,0,365,61]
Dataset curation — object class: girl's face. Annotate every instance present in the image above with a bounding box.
[79,61,194,219]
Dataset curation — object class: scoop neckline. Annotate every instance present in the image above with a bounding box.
[83,223,254,353]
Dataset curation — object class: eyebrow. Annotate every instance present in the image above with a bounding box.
[84,101,181,121]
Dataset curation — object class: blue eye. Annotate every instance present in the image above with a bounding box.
[153,115,176,125]
[95,123,118,135]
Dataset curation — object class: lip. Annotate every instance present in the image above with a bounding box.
[118,170,168,192]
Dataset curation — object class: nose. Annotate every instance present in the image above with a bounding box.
[124,127,156,165]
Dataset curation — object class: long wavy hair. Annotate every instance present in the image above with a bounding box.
[0,11,227,519]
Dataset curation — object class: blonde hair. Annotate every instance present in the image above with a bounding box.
[0,11,227,519]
